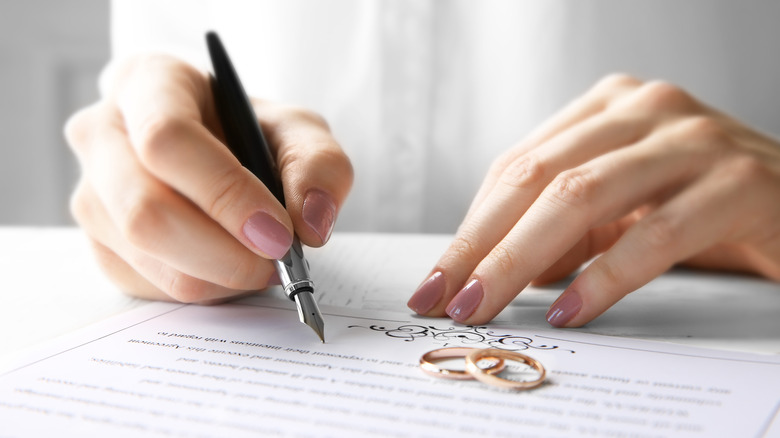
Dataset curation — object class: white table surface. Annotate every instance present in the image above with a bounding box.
[2,227,779,371]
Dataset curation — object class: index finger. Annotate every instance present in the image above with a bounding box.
[115,55,294,259]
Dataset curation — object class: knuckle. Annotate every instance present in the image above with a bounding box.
[446,233,486,266]
[88,242,134,290]
[338,153,355,187]
[583,73,642,109]
[279,104,329,128]
[281,143,348,173]
[546,168,597,209]
[497,153,547,190]
[632,80,694,113]
[69,182,92,226]
[122,53,166,73]
[165,272,208,303]
[677,115,728,146]
[64,105,98,154]
[125,53,196,81]
[91,245,120,276]
[722,153,770,186]
[255,101,330,131]
[593,258,625,289]
[119,193,168,253]
[205,166,252,220]
[488,243,525,276]
[315,147,355,188]
[134,114,191,169]
[636,214,678,252]
[278,143,355,194]
[484,149,517,179]
[139,53,187,70]
[111,54,196,99]
[595,73,641,92]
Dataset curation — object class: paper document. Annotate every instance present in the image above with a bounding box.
[1,297,779,437]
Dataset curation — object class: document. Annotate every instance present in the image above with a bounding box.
[1,296,779,437]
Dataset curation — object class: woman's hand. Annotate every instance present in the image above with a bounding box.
[408,74,780,327]
[66,54,352,303]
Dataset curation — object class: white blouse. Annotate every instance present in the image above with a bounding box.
[111,0,780,233]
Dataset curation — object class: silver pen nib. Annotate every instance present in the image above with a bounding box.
[294,291,325,343]
[274,237,324,342]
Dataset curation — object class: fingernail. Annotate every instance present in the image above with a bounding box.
[408,271,445,314]
[546,291,583,327]
[446,278,484,322]
[302,189,337,244]
[242,211,292,259]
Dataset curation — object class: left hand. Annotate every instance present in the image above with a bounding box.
[407,74,780,327]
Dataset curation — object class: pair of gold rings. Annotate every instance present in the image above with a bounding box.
[419,347,546,390]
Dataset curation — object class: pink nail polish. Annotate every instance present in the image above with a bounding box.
[242,211,292,259]
[546,292,583,327]
[446,278,484,322]
[408,271,445,314]
[302,189,336,244]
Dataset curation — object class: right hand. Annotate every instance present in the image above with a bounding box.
[65,54,353,303]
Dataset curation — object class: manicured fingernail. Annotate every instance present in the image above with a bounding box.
[446,278,484,322]
[546,291,583,327]
[242,211,292,259]
[302,189,336,244]
[408,271,445,314]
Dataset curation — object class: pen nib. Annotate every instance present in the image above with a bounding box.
[294,291,325,343]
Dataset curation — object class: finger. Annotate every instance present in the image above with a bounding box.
[462,74,643,223]
[252,101,354,246]
[116,55,293,259]
[531,220,628,285]
[409,101,649,317]
[682,244,764,276]
[85,238,168,301]
[71,179,256,303]
[444,127,711,324]
[73,105,276,295]
[547,159,759,327]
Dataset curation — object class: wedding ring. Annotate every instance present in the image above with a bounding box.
[465,348,546,390]
[420,347,506,380]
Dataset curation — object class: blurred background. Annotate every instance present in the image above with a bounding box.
[3,1,780,230]
[0,0,108,225]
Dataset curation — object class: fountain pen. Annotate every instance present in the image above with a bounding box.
[206,31,325,342]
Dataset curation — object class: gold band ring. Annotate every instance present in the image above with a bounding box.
[420,347,506,380]
[465,348,546,390]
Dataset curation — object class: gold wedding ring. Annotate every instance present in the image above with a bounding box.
[420,347,547,390]
[465,348,546,390]
[419,347,506,380]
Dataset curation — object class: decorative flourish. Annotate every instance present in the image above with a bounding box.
[347,324,575,353]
